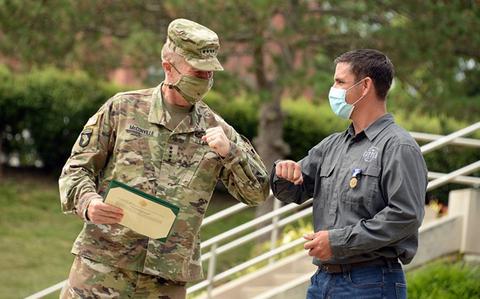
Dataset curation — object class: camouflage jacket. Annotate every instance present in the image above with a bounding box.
[59,85,269,282]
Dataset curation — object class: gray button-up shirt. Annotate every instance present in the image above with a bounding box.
[271,114,427,266]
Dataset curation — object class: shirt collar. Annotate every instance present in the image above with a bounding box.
[344,113,394,141]
[345,124,356,138]
[148,83,209,134]
[364,113,394,141]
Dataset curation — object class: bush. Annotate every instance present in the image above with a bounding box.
[0,66,122,172]
[1,66,478,203]
[282,99,348,160]
[407,259,480,299]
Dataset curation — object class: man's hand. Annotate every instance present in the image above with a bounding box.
[202,126,231,157]
[304,231,333,261]
[275,160,303,185]
[87,197,124,224]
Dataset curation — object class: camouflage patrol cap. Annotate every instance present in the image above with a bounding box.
[166,18,224,71]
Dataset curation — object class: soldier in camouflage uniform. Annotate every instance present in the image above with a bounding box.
[59,18,269,299]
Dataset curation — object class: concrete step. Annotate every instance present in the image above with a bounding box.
[241,286,273,299]
[195,251,316,299]
[272,273,306,283]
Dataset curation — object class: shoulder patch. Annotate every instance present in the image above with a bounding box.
[79,128,93,147]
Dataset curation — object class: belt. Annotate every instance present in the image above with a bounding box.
[318,258,399,274]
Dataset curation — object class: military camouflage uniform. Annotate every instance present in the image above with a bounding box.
[58,18,269,298]
[61,255,186,298]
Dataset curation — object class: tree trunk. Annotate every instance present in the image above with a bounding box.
[250,39,290,223]
[254,93,290,172]
[253,88,290,223]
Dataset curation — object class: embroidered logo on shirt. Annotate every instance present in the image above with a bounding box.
[126,125,154,137]
[363,146,379,162]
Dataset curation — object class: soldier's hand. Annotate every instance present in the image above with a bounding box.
[202,126,231,157]
[87,197,124,224]
[275,160,303,185]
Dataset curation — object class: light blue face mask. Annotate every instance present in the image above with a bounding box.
[328,79,366,119]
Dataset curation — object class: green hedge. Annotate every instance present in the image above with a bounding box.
[407,260,480,298]
[1,66,478,203]
[0,66,122,171]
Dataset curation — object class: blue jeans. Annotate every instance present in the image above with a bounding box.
[306,262,407,299]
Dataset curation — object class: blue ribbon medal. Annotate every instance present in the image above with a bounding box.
[349,168,362,189]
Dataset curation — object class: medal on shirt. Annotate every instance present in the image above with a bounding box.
[350,168,362,189]
[349,177,358,188]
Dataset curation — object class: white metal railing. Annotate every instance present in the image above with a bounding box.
[428,171,480,186]
[201,198,311,249]
[25,123,480,299]
[410,131,480,148]
[200,203,312,261]
[418,122,480,154]
[418,122,480,191]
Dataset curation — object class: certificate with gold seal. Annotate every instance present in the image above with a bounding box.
[104,180,179,241]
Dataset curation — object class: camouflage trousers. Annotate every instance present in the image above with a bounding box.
[60,255,187,299]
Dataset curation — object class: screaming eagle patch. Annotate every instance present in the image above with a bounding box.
[79,129,93,147]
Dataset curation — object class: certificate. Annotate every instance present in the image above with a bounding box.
[104,180,179,241]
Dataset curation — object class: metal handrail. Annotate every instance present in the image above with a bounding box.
[427,161,480,191]
[202,202,248,226]
[24,123,480,299]
[428,171,480,186]
[188,237,306,294]
[410,131,480,148]
[201,207,312,261]
[24,281,65,299]
[419,122,480,154]
[201,199,311,249]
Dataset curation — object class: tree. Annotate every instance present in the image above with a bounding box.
[1,0,478,184]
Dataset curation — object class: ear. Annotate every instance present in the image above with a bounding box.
[162,61,172,73]
[363,77,373,97]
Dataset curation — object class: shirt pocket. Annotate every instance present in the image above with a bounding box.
[343,164,381,209]
[115,134,149,186]
[316,164,335,208]
[162,141,206,188]
[187,150,222,192]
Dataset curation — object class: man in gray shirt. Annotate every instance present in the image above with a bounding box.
[271,49,427,299]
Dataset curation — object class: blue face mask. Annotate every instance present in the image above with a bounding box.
[328,79,366,119]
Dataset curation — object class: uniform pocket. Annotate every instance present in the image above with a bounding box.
[344,164,380,207]
[316,165,334,208]
[115,135,149,187]
[161,142,205,188]
[187,150,222,191]
[319,166,335,194]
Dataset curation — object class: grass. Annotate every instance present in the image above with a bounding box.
[0,178,82,299]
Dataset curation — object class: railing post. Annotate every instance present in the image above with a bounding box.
[448,188,480,259]
[207,243,218,299]
[269,198,281,264]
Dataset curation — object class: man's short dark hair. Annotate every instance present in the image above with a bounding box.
[334,49,394,99]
